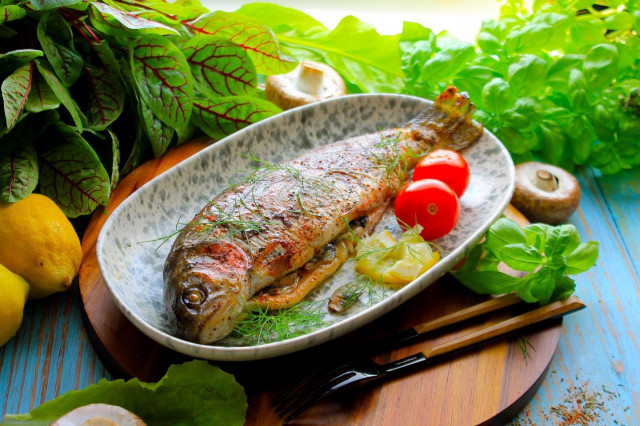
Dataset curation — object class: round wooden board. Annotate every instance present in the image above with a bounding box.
[79,141,562,425]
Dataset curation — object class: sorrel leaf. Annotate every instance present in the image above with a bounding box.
[139,97,175,157]
[107,129,120,191]
[38,123,110,217]
[28,0,80,11]
[35,60,83,131]
[186,11,297,75]
[89,2,179,37]
[182,35,257,98]
[191,96,280,140]
[1,62,33,130]
[0,143,38,202]
[84,65,125,130]
[0,5,26,23]
[36,12,83,87]
[0,50,44,75]
[25,71,60,112]
[130,34,193,128]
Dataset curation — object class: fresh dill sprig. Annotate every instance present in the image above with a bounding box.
[238,151,337,216]
[368,130,421,188]
[232,299,328,345]
[517,334,536,365]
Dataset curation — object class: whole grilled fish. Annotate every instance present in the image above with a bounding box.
[164,87,483,344]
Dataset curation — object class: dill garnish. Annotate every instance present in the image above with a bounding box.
[232,299,328,345]
[368,130,421,188]
[517,334,536,365]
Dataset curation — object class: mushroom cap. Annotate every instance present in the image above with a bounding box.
[52,404,147,426]
[265,60,347,110]
[511,162,581,224]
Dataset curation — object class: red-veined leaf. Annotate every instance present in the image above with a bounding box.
[38,123,110,217]
[130,34,193,128]
[139,96,174,157]
[35,60,83,131]
[186,11,297,75]
[0,50,43,74]
[0,5,26,23]
[1,62,33,130]
[121,122,146,176]
[25,71,60,112]
[183,35,257,98]
[106,0,207,21]
[0,143,38,202]
[29,0,81,11]
[36,12,83,87]
[107,129,120,191]
[191,96,280,140]
[84,65,125,130]
[89,2,178,37]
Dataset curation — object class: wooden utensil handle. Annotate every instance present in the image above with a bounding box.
[412,292,522,334]
[422,296,585,359]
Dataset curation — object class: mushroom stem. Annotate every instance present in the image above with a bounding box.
[534,169,559,192]
[296,63,324,95]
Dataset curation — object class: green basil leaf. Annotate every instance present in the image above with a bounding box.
[25,70,60,112]
[502,97,542,132]
[524,223,552,250]
[547,54,585,93]
[482,77,513,114]
[35,60,83,131]
[476,31,502,54]
[544,224,580,257]
[486,218,527,253]
[583,43,618,91]
[507,54,546,97]
[192,96,280,140]
[570,19,606,48]
[421,38,476,86]
[452,270,522,295]
[452,65,500,103]
[550,275,576,303]
[85,65,125,131]
[38,123,110,217]
[188,11,297,76]
[527,266,556,305]
[36,12,83,87]
[182,35,257,98]
[0,143,38,202]
[130,34,193,129]
[498,243,544,271]
[1,62,33,130]
[565,241,599,274]
[603,11,635,31]
[538,121,570,167]
[400,22,436,85]
[505,23,553,55]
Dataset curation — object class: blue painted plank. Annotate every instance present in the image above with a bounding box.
[510,166,640,425]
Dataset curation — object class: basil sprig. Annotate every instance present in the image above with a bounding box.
[452,218,599,304]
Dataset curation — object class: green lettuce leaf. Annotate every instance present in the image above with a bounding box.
[2,360,247,426]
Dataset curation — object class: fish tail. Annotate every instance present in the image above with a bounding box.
[406,86,483,152]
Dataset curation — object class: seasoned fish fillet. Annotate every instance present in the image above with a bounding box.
[163,87,483,344]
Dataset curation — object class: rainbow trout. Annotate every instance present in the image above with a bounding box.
[163,87,482,344]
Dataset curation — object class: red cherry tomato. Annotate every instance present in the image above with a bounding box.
[412,149,470,197]
[394,179,460,240]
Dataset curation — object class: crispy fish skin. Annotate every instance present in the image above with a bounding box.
[164,87,483,344]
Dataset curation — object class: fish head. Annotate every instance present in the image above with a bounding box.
[163,241,251,344]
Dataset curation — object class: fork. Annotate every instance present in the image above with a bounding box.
[273,295,585,424]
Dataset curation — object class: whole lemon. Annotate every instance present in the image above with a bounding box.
[0,263,30,346]
[0,194,82,299]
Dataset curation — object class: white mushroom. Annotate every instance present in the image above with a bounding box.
[265,60,347,110]
[511,162,581,224]
[51,404,146,426]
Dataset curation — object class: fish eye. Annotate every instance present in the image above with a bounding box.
[182,287,206,308]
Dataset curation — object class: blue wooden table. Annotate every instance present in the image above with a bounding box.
[2,165,639,424]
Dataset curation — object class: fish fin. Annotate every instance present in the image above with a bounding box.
[407,86,483,152]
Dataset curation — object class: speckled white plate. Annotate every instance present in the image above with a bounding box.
[97,94,515,362]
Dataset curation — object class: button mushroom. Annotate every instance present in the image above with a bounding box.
[265,60,347,110]
[51,404,146,426]
[510,162,581,224]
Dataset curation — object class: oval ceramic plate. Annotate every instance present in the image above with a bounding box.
[97,94,515,361]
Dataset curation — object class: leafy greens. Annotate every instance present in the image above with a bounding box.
[2,360,247,425]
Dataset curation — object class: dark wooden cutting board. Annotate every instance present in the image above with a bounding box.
[78,140,562,425]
